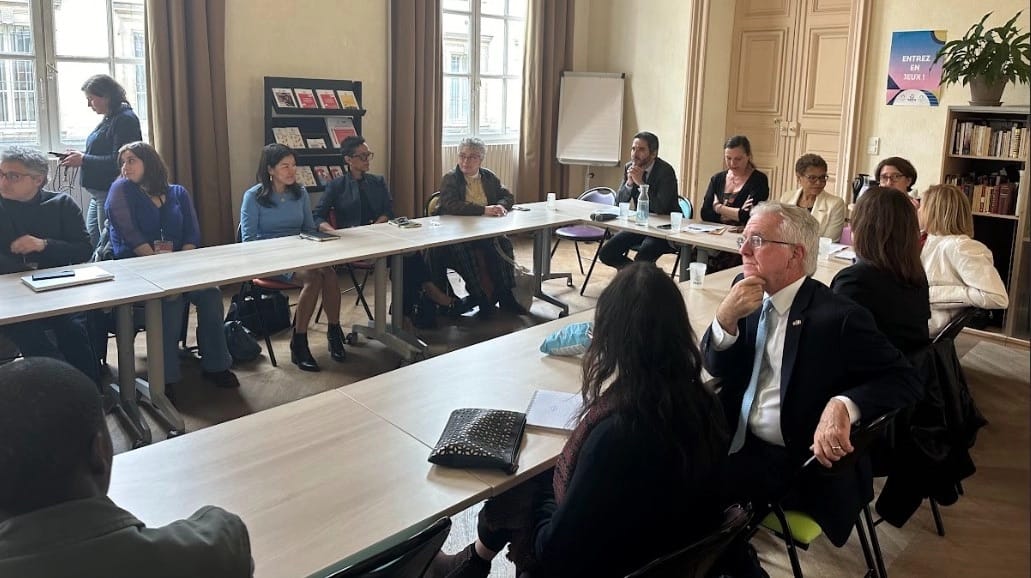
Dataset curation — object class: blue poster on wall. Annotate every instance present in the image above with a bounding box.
[886,30,947,106]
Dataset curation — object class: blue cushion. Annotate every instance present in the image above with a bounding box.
[540,322,593,356]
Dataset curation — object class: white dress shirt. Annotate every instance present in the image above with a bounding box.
[710,276,859,446]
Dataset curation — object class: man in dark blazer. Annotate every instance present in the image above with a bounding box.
[598,131,679,269]
[702,201,922,547]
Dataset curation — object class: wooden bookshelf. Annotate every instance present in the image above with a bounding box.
[941,105,1030,339]
[263,76,367,196]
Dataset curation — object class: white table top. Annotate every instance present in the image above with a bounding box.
[0,260,165,325]
[113,228,418,293]
[108,390,490,578]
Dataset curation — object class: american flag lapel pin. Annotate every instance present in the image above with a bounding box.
[792,319,802,327]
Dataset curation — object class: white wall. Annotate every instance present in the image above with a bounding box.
[224,0,389,219]
[577,0,694,195]
[857,2,1030,187]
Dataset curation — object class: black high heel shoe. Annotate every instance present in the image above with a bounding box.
[439,296,473,318]
[290,332,320,372]
[327,324,347,362]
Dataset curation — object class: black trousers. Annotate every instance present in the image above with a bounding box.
[0,312,99,386]
[598,231,671,269]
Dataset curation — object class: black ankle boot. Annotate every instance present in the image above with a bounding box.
[290,332,320,372]
[327,324,347,362]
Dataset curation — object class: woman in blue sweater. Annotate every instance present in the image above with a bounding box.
[240,144,344,372]
[60,74,142,248]
[105,142,238,394]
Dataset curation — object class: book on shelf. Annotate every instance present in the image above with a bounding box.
[325,117,358,148]
[296,166,318,188]
[272,127,305,149]
[944,172,1019,216]
[313,166,332,186]
[950,119,1027,158]
[328,165,345,179]
[306,138,327,149]
[271,87,298,108]
[336,89,360,109]
[315,89,340,109]
[294,88,319,109]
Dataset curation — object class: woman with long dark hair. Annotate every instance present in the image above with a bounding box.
[105,142,238,394]
[240,144,345,372]
[831,186,929,354]
[428,262,729,578]
[60,74,142,247]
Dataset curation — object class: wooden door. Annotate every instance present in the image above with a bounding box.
[726,0,854,199]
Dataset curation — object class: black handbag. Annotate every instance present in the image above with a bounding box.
[230,287,291,337]
[223,303,262,363]
[428,408,527,474]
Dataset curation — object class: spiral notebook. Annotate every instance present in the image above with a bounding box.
[525,389,582,432]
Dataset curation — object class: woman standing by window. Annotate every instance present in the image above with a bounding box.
[60,74,142,248]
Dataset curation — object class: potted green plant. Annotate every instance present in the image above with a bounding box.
[933,11,1030,106]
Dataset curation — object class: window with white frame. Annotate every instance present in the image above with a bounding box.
[441,0,525,144]
[0,0,148,150]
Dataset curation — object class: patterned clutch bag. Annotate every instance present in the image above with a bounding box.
[428,408,527,474]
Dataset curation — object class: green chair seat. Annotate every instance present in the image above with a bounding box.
[761,510,824,546]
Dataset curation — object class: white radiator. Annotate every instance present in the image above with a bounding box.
[46,158,90,212]
[442,142,519,195]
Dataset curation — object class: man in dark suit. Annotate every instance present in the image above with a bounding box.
[598,131,679,269]
[702,201,922,548]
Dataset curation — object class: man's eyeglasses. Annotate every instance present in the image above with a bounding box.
[879,173,907,183]
[802,174,829,183]
[737,235,795,249]
[348,152,374,161]
[0,170,41,183]
[458,153,482,162]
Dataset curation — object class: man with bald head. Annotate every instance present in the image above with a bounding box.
[702,202,921,549]
[0,358,253,577]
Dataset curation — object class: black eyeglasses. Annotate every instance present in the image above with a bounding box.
[802,174,829,183]
[348,152,374,161]
[0,170,41,183]
[737,235,796,249]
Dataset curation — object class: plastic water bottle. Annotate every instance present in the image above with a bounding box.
[636,184,650,226]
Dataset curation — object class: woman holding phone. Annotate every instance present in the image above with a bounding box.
[59,74,142,248]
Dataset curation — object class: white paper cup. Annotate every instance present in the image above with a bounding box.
[689,261,707,286]
[670,212,683,232]
[546,192,557,209]
[619,202,631,220]
[818,236,832,261]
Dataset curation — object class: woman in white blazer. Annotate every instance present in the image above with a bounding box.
[779,154,846,241]
[919,184,1009,335]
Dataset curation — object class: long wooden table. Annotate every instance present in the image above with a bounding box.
[108,390,491,578]
[0,260,169,446]
[104,255,852,577]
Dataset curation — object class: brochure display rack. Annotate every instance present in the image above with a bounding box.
[264,76,366,193]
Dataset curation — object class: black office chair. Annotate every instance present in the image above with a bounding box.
[625,503,753,578]
[323,517,451,578]
[759,410,900,578]
[924,307,980,536]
